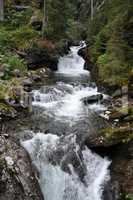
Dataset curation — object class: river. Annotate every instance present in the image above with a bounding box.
[22,43,111,200]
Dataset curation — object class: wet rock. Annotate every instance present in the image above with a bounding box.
[0,103,17,120]
[78,46,94,71]
[12,69,21,78]
[22,78,33,87]
[26,45,58,71]
[84,120,133,197]
[22,78,33,92]
[86,126,133,150]
[0,136,44,200]
[100,97,112,107]
[124,115,133,122]
[112,89,122,98]
[109,140,133,195]
[109,110,129,122]
[103,180,121,200]
[82,94,103,104]
[30,16,42,31]
[31,74,41,82]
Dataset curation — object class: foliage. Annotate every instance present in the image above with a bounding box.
[102,125,133,144]
[66,19,84,41]
[0,27,14,52]
[97,53,130,85]
[87,0,133,86]
[0,78,22,103]
[5,8,33,28]
[0,25,39,52]
[11,26,39,50]
[125,194,133,200]
[0,82,9,100]
[0,54,26,79]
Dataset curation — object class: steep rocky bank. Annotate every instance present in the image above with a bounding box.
[79,45,133,199]
[0,42,132,200]
[0,135,44,200]
[0,69,48,200]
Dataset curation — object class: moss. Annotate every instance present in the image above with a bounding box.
[11,26,39,50]
[0,103,17,117]
[0,78,22,102]
[101,126,133,144]
[0,83,9,100]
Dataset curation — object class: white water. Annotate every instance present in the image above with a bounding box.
[22,44,110,200]
[33,83,106,122]
[57,43,89,76]
[22,133,110,200]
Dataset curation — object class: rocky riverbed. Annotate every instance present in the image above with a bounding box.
[0,43,133,200]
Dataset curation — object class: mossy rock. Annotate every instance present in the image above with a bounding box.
[0,103,17,119]
[102,126,133,144]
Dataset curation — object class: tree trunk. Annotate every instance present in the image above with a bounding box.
[42,0,46,37]
[91,0,94,20]
[0,0,4,21]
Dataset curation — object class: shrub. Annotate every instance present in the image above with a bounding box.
[97,53,130,85]
[11,26,39,50]
[6,8,33,28]
[0,27,13,52]
[1,54,26,79]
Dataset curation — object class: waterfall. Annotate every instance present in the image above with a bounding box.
[22,43,110,200]
[57,42,88,76]
[22,133,110,200]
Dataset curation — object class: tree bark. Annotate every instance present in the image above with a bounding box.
[42,0,46,37]
[0,0,4,21]
[91,0,94,20]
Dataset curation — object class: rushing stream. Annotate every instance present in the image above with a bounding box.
[22,43,111,200]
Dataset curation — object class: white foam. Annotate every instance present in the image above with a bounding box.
[22,133,110,200]
[57,45,89,76]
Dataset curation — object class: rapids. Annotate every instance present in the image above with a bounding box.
[22,43,110,200]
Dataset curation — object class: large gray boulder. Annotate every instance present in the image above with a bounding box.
[82,94,103,104]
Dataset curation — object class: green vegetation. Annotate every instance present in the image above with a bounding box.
[0,78,22,101]
[0,54,26,79]
[0,0,132,113]
[102,126,133,143]
[0,2,40,82]
[122,194,133,200]
[86,0,133,86]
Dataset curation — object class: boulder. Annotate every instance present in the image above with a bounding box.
[0,136,44,200]
[12,69,21,78]
[82,94,103,104]
[0,103,17,120]
[124,115,133,122]
[13,5,29,11]
[22,78,33,87]
[78,47,94,71]
[109,110,129,122]
[31,74,41,82]
[112,89,122,98]
[26,46,58,71]
[85,124,133,197]
[110,140,133,196]
[85,126,133,150]
[30,16,42,31]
